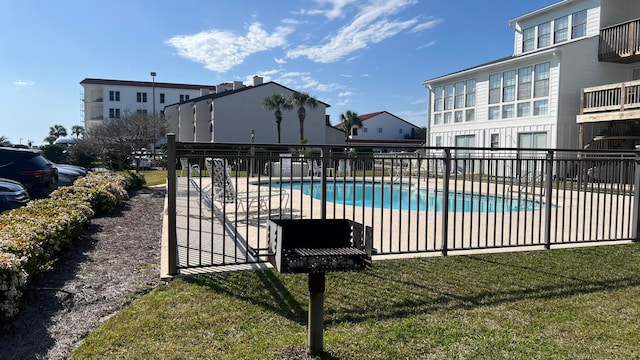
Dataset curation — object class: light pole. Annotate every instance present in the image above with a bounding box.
[250,129,255,177]
[150,71,156,159]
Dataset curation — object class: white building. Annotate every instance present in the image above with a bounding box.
[423,0,640,155]
[342,111,423,144]
[164,76,344,145]
[80,78,216,132]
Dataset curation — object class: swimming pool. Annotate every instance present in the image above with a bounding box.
[266,180,544,212]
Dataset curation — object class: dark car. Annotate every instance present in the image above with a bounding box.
[0,177,30,212]
[0,147,58,198]
[55,163,89,187]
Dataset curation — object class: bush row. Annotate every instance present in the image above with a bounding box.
[0,171,144,322]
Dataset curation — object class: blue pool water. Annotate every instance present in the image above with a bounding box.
[266,180,544,212]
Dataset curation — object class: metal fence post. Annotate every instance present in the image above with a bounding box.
[544,150,554,249]
[441,148,451,256]
[167,134,178,275]
[632,146,640,242]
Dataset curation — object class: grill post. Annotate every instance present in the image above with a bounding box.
[308,272,326,355]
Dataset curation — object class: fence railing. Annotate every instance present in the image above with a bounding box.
[163,135,640,277]
[581,80,640,114]
[599,18,640,62]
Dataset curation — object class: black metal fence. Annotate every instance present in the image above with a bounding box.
[163,135,640,277]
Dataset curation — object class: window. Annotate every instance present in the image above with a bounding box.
[454,81,465,109]
[533,100,548,115]
[160,93,165,104]
[454,110,463,123]
[399,128,403,134]
[572,9,587,39]
[517,102,531,117]
[444,84,454,110]
[434,86,444,111]
[377,128,382,133]
[554,15,568,43]
[433,113,442,125]
[488,106,500,120]
[179,94,190,102]
[490,133,500,148]
[502,104,515,119]
[109,108,121,118]
[363,127,368,133]
[489,73,501,104]
[435,136,442,147]
[465,109,475,122]
[465,79,476,107]
[352,128,358,136]
[109,91,120,101]
[523,27,535,52]
[534,62,550,98]
[502,70,516,102]
[160,110,164,116]
[137,109,148,116]
[538,21,551,48]
[137,92,148,103]
[633,68,640,80]
[443,112,452,124]
[518,66,532,100]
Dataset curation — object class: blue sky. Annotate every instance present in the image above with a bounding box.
[0,0,556,145]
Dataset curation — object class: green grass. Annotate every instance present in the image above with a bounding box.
[140,170,167,186]
[72,243,640,359]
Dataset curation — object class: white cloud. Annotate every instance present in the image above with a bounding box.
[274,57,287,64]
[287,0,418,63]
[165,23,294,73]
[338,91,353,97]
[275,71,343,93]
[14,80,34,86]
[410,18,442,32]
[300,0,359,20]
[416,40,436,51]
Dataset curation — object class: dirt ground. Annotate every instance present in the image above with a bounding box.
[0,186,166,360]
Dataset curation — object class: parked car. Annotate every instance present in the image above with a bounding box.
[0,147,58,198]
[131,156,152,170]
[55,164,90,187]
[0,177,30,212]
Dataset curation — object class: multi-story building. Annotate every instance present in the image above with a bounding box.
[80,78,216,133]
[164,76,344,145]
[423,0,640,158]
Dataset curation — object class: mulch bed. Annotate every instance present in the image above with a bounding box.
[0,187,166,360]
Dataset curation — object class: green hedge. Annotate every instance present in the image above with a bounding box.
[0,171,142,322]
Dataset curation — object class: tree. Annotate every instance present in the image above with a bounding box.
[49,124,67,140]
[83,110,166,171]
[289,91,318,143]
[0,136,11,147]
[44,135,57,145]
[71,125,85,139]
[262,94,293,144]
[339,110,363,143]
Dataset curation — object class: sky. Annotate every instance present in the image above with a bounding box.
[0,0,557,146]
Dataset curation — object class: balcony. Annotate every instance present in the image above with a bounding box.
[577,80,640,123]
[599,18,640,64]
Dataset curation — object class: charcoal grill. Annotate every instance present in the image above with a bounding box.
[266,218,372,356]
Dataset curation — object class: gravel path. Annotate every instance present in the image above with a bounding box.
[0,187,166,360]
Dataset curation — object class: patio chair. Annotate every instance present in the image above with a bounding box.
[307,159,322,177]
[337,159,351,176]
[205,158,289,215]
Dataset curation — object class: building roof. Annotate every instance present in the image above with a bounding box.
[80,78,217,90]
[347,111,422,129]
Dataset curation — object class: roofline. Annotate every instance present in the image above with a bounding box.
[509,0,572,24]
[79,78,217,90]
[164,81,331,108]
[422,47,558,86]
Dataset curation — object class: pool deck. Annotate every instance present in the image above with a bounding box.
[161,175,634,278]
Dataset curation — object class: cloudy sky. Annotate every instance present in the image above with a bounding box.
[0,0,554,145]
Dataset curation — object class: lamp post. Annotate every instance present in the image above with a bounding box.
[150,71,156,159]
[250,129,255,177]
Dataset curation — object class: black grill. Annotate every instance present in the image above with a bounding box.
[267,219,372,274]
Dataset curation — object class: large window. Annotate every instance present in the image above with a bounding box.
[444,84,454,110]
[489,73,501,104]
[434,86,444,111]
[554,15,569,43]
[534,63,550,98]
[431,79,476,126]
[518,67,532,100]
[109,91,120,102]
[465,79,476,107]
[523,27,535,52]
[502,70,516,102]
[538,21,551,48]
[109,108,120,118]
[454,81,465,109]
[136,92,147,103]
[572,9,587,39]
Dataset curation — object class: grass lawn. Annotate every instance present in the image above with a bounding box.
[139,170,167,187]
[72,243,640,359]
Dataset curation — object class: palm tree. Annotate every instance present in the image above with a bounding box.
[339,110,363,143]
[262,94,293,143]
[0,136,11,147]
[289,91,318,143]
[71,125,85,139]
[49,124,67,140]
[44,135,57,145]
